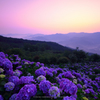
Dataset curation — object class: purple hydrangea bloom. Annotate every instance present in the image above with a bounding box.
[73,72,81,78]
[35,68,46,76]
[3,58,13,69]
[0,95,3,100]
[77,84,82,89]
[63,96,76,100]
[15,84,37,100]
[19,76,35,84]
[58,73,63,79]
[39,80,51,94]
[37,75,46,83]
[35,62,40,67]
[69,85,77,95]
[63,71,73,78]
[9,94,17,100]
[46,70,53,77]
[49,86,60,99]
[5,69,13,76]
[8,76,20,85]
[16,65,22,69]
[13,70,22,77]
[85,88,95,94]
[59,78,77,95]
[0,57,4,66]
[0,52,5,59]
[4,82,15,91]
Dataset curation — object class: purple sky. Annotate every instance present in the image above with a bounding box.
[0,0,100,35]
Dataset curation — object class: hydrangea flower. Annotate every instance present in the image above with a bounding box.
[0,57,4,66]
[77,84,82,89]
[85,88,95,94]
[19,76,35,84]
[63,96,76,100]
[0,74,5,78]
[13,70,21,77]
[59,78,77,95]
[5,69,13,76]
[49,86,60,99]
[35,68,46,76]
[9,94,17,100]
[36,75,46,82]
[0,52,5,59]
[0,68,4,73]
[39,80,51,94]
[16,65,22,69]
[82,97,88,100]
[4,82,15,91]
[15,84,37,100]
[8,76,20,85]
[0,95,3,100]
[63,71,73,78]
[3,58,13,69]
[46,70,53,77]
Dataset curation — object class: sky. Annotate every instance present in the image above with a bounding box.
[0,0,100,35]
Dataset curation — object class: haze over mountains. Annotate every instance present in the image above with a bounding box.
[1,32,100,54]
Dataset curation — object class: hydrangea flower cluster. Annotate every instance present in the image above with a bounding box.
[63,96,76,100]
[3,58,13,76]
[63,71,73,78]
[49,86,60,99]
[35,67,46,76]
[8,76,20,85]
[59,78,77,96]
[15,84,37,100]
[19,76,35,84]
[0,68,4,73]
[4,82,15,91]
[9,94,17,100]
[36,75,46,82]
[0,95,3,100]
[39,80,51,94]
[13,70,21,77]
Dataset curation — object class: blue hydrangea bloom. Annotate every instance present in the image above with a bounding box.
[13,70,21,77]
[0,52,5,59]
[37,75,46,82]
[5,69,13,76]
[19,76,35,84]
[0,95,3,100]
[9,94,17,100]
[59,78,77,95]
[63,71,73,78]
[4,82,15,91]
[0,57,4,66]
[35,68,46,76]
[8,76,20,85]
[46,70,53,77]
[49,86,60,99]
[63,96,76,100]
[77,84,82,89]
[39,80,51,94]
[3,58,13,69]
[15,84,37,100]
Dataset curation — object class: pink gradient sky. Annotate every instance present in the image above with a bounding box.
[0,0,100,35]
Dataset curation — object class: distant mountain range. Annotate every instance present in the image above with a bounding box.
[1,32,100,54]
[24,32,100,54]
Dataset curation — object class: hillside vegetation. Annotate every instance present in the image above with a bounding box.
[0,35,100,64]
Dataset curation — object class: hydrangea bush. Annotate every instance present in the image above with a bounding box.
[0,52,100,100]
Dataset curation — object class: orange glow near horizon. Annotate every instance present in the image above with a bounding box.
[0,0,100,35]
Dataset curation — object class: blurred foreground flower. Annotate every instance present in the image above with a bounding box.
[4,82,15,91]
[49,86,60,99]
